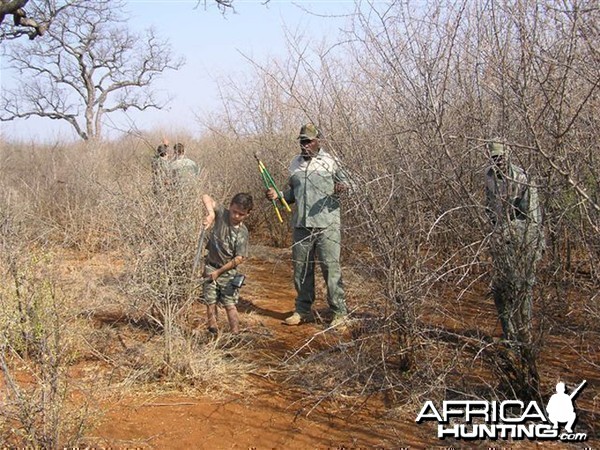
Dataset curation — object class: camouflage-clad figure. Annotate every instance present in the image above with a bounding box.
[151,143,170,194]
[170,142,199,188]
[202,193,252,334]
[267,123,350,327]
[485,141,544,343]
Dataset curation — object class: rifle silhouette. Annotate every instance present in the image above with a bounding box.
[569,380,587,400]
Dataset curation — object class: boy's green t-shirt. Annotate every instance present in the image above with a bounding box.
[206,204,249,268]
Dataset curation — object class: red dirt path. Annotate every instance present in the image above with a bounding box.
[91,250,427,448]
[23,246,597,449]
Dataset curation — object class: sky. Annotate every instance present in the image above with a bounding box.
[0,0,358,143]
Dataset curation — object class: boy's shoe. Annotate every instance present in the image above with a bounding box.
[284,312,313,326]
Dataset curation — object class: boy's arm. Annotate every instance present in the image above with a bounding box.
[208,256,245,281]
[202,194,217,228]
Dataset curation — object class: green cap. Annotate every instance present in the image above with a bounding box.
[298,123,320,140]
[488,141,505,157]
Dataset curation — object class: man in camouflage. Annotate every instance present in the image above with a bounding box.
[170,142,199,188]
[267,123,350,327]
[151,141,170,194]
[485,141,544,344]
[201,192,253,334]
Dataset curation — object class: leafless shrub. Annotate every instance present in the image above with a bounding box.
[111,326,260,397]
[0,134,266,397]
[115,183,205,364]
[0,241,95,447]
[204,0,599,408]
[0,139,141,251]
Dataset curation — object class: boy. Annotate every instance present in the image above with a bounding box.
[201,192,253,334]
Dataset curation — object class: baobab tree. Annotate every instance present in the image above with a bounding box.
[0,0,183,140]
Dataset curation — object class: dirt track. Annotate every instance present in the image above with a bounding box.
[44,246,600,448]
[92,247,425,448]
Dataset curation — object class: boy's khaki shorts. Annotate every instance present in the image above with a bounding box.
[202,265,240,307]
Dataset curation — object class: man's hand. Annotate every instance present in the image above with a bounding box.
[266,187,279,201]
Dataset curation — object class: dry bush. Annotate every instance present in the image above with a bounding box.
[0,135,269,400]
[344,0,598,402]
[203,0,600,408]
[108,327,261,397]
[282,319,448,412]
[0,239,95,447]
[115,181,207,370]
[0,139,144,251]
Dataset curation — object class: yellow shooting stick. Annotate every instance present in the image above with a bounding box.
[256,158,292,212]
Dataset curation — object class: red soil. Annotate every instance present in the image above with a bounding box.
[4,246,597,449]
[92,252,423,448]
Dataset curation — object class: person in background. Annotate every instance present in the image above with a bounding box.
[485,140,544,344]
[170,142,199,188]
[151,139,171,194]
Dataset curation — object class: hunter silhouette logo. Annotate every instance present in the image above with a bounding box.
[416,380,588,442]
[546,380,586,434]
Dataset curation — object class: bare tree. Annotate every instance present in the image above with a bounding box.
[1,0,184,140]
[0,0,84,41]
[1,0,256,41]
